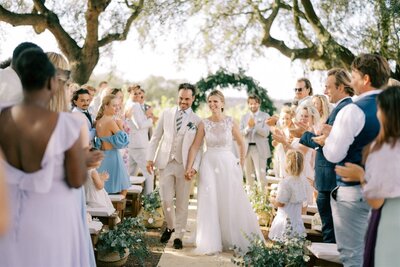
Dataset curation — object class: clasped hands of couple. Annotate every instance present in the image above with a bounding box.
[184,168,197,181]
[146,161,197,181]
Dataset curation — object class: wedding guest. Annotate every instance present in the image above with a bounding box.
[314,54,390,266]
[269,150,312,241]
[300,68,354,243]
[294,77,313,113]
[312,94,331,124]
[95,94,130,196]
[271,106,295,178]
[47,51,98,267]
[0,48,90,266]
[72,89,96,141]
[47,52,71,112]
[85,168,113,209]
[240,95,271,193]
[127,86,155,194]
[81,84,97,114]
[186,90,264,255]
[89,80,109,117]
[335,86,400,266]
[124,84,140,117]
[0,42,42,105]
[110,88,126,120]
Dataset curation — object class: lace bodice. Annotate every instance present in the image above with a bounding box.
[203,117,233,149]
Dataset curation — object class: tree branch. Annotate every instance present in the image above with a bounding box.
[293,0,313,47]
[251,0,318,61]
[98,0,144,47]
[0,5,46,26]
[300,0,331,43]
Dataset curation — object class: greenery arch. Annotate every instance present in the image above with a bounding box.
[193,69,276,114]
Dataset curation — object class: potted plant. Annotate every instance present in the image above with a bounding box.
[248,186,275,228]
[97,217,149,267]
[232,219,311,267]
[139,188,164,228]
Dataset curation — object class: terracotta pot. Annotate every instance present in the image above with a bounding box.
[139,207,164,229]
[97,249,129,267]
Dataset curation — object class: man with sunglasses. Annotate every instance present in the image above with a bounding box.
[294,78,313,113]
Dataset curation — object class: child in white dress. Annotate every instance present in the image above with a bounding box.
[268,150,312,241]
[85,168,114,210]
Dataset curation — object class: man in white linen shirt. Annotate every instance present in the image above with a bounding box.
[127,87,156,195]
[314,54,390,267]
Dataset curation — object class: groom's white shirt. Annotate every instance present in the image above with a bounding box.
[147,107,202,170]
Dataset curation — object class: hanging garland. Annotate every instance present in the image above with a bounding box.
[193,68,276,114]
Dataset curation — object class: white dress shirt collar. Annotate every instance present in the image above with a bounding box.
[333,96,352,107]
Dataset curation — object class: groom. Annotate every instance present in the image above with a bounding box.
[146,83,202,249]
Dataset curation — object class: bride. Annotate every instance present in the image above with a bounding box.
[185,90,265,255]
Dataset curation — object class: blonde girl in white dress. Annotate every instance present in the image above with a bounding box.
[269,150,312,241]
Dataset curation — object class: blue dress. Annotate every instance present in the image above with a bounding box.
[95,131,130,193]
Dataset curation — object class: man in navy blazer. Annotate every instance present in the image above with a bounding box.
[300,69,354,243]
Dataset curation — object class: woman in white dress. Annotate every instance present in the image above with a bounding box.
[185,90,264,255]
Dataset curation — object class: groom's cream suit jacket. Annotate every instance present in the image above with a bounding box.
[147,107,202,170]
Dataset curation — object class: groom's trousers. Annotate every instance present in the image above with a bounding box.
[159,160,192,239]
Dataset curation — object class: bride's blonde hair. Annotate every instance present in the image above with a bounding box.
[207,90,225,112]
[285,150,304,177]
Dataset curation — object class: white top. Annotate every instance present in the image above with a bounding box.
[323,90,381,163]
[363,142,400,199]
[0,67,23,105]
[277,175,311,204]
[84,169,115,210]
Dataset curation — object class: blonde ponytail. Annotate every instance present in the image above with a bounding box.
[96,94,116,121]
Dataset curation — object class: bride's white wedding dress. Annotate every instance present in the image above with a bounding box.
[195,117,265,255]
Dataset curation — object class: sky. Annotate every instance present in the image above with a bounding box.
[0,24,327,100]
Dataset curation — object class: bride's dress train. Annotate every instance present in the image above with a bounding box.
[194,117,264,255]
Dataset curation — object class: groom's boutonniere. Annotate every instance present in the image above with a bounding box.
[187,122,197,130]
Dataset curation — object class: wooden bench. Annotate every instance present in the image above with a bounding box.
[130,175,146,186]
[125,185,143,218]
[87,206,119,229]
[88,220,103,248]
[307,243,342,267]
[109,194,127,220]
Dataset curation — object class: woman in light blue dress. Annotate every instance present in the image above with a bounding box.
[95,94,130,196]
